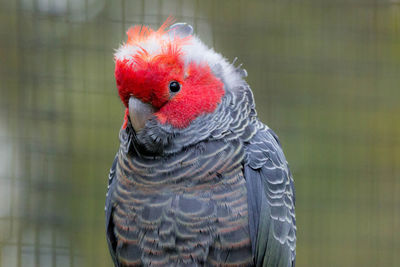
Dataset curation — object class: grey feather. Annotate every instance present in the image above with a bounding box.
[105,155,119,267]
[244,125,296,267]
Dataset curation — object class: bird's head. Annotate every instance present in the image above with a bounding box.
[114,18,248,153]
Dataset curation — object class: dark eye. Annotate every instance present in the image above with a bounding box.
[169,81,181,93]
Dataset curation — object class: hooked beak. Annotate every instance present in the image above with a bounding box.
[128,96,156,132]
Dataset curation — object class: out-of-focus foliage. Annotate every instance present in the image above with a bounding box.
[0,0,399,266]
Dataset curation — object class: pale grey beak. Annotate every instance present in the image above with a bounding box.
[128,96,156,132]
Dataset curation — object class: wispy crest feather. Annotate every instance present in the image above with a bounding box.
[126,17,176,45]
[116,17,192,64]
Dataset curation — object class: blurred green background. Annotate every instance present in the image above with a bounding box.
[0,0,399,266]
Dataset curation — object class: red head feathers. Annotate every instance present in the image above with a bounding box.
[114,18,225,129]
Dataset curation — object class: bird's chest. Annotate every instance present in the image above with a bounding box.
[112,142,253,265]
[113,181,251,266]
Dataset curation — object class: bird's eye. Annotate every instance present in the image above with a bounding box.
[169,81,181,93]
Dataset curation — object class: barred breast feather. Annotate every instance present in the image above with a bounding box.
[106,127,253,266]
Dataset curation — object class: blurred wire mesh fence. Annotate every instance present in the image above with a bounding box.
[0,0,399,266]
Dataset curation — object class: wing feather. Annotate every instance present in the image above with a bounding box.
[105,155,119,267]
[244,124,296,267]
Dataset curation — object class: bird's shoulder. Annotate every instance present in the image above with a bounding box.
[105,154,119,267]
[243,121,296,267]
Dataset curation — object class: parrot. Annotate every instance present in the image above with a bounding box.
[105,18,296,267]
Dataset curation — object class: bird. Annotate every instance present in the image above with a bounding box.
[105,18,296,267]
